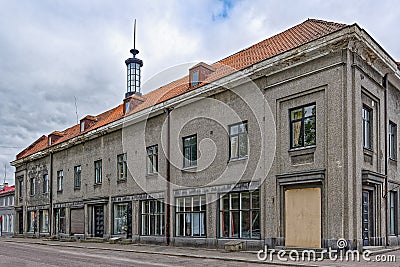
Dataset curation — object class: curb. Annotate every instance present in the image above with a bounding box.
[2,239,325,267]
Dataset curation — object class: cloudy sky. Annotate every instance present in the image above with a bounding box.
[0,0,399,184]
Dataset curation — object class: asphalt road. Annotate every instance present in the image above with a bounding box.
[0,241,265,267]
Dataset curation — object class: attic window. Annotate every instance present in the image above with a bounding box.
[48,131,64,146]
[80,121,85,132]
[125,101,130,114]
[192,71,199,87]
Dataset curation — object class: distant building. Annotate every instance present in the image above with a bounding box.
[0,184,15,237]
[11,19,400,250]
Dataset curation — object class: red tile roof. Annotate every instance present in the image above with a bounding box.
[16,19,347,160]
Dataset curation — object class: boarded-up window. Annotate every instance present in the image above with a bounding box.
[285,187,321,248]
[70,208,84,234]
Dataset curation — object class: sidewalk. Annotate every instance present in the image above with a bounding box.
[2,237,399,267]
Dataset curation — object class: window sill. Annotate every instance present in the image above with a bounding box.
[228,156,248,164]
[146,173,158,178]
[389,158,397,164]
[363,148,373,156]
[181,166,197,172]
[117,179,127,184]
[57,190,63,194]
[74,187,81,191]
[288,145,316,155]
[94,183,102,187]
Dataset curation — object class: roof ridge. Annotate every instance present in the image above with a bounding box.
[214,19,347,68]
[306,18,347,27]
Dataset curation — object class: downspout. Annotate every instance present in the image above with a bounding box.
[383,73,389,247]
[49,151,53,236]
[165,108,171,246]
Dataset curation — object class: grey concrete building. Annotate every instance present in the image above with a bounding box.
[11,19,400,250]
[0,184,15,237]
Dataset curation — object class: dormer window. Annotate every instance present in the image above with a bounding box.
[189,62,215,88]
[48,131,64,146]
[123,93,144,115]
[79,115,97,132]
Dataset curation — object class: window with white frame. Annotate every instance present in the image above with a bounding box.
[55,208,66,234]
[117,153,127,180]
[146,145,158,174]
[141,199,164,236]
[229,122,248,159]
[94,160,102,184]
[183,135,197,168]
[192,70,199,86]
[57,170,63,192]
[74,165,81,189]
[113,203,129,235]
[176,195,206,237]
[220,191,260,239]
[362,106,372,150]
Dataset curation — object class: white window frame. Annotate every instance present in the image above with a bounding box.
[175,195,206,237]
[141,199,165,236]
[94,160,102,184]
[57,170,63,192]
[146,145,158,174]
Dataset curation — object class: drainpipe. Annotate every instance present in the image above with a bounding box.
[383,73,389,247]
[49,151,53,236]
[165,108,171,246]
